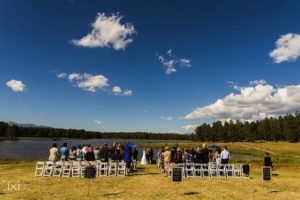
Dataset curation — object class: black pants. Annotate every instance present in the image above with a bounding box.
[221,159,229,164]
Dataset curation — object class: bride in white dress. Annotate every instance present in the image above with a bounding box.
[141,147,147,165]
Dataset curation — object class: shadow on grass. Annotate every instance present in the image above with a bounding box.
[131,172,160,176]
[103,191,125,196]
[183,192,199,195]
[269,190,281,193]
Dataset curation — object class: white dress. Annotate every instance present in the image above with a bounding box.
[141,150,147,165]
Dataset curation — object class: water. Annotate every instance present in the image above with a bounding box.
[0,139,180,159]
[0,139,257,160]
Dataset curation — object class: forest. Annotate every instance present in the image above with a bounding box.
[0,112,299,142]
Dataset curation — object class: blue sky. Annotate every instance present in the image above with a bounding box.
[1,0,300,133]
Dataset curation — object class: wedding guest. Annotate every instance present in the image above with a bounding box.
[49,143,58,161]
[220,146,230,164]
[60,143,69,161]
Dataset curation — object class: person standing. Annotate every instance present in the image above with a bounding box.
[220,146,230,164]
[163,146,171,177]
[132,147,138,170]
[49,143,58,161]
[86,146,95,161]
[100,143,109,162]
[141,147,147,165]
[214,148,221,165]
[124,146,133,175]
[94,147,100,160]
[264,152,273,168]
[59,143,69,161]
[200,143,209,163]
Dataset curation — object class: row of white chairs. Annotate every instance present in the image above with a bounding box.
[34,160,127,177]
[167,163,247,178]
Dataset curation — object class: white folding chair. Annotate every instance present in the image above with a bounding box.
[226,164,235,178]
[185,163,194,177]
[201,164,210,178]
[209,162,218,178]
[194,164,202,177]
[62,161,72,177]
[34,162,45,177]
[234,164,243,178]
[43,161,54,177]
[72,161,81,177]
[99,162,108,176]
[217,164,227,178]
[80,161,88,177]
[117,161,126,176]
[108,161,117,176]
[89,161,96,167]
[53,161,63,177]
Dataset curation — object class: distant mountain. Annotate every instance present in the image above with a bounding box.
[7,121,51,128]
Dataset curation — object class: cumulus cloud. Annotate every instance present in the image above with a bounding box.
[157,49,192,74]
[112,86,133,96]
[6,79,26,92]
[94,120,102,125]
[161,116,174,121]
[112,86,122,95]
[181,124,198,132]
[270,33,300,63]
[56,72,132,95]
[72,12,135,50]
[57,72,108,92]
[185,80,300,122]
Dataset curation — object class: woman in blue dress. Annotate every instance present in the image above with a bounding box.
[124,144,133,175]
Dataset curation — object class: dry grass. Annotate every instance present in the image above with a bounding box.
[1,142,300,200]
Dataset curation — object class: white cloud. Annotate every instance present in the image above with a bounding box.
[185,80,300,122]
[123,89,133,96]
[6,79,26,92]
[250,79,267,86]
[94,120,102,125]
[112,86,133,96]
[56,73,67,78]
[57,72,108,92]
[181,124,198,132]
[57,72,132,95]
[77,74,109,92]
[72,12,135,50]
[270,33,300,63]
[161,116,174,121]
[112,86,122,95]
[68,73,82,81]
[157,49,192,74]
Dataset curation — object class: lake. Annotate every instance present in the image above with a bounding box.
[0,139,257,160]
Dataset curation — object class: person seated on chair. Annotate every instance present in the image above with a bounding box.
[264,152,273,168]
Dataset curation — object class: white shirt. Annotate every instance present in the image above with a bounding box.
[220,149,230,160]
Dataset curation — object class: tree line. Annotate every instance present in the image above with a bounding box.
[1,112,299,142]
[0,122,190,140]
[194,112,300,142]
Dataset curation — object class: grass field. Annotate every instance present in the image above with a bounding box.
[1,142,300,200]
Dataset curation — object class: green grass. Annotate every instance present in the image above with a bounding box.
[1,142,300,200]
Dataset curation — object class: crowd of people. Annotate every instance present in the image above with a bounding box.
[48,142,139,174]
[156,144,230,176]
